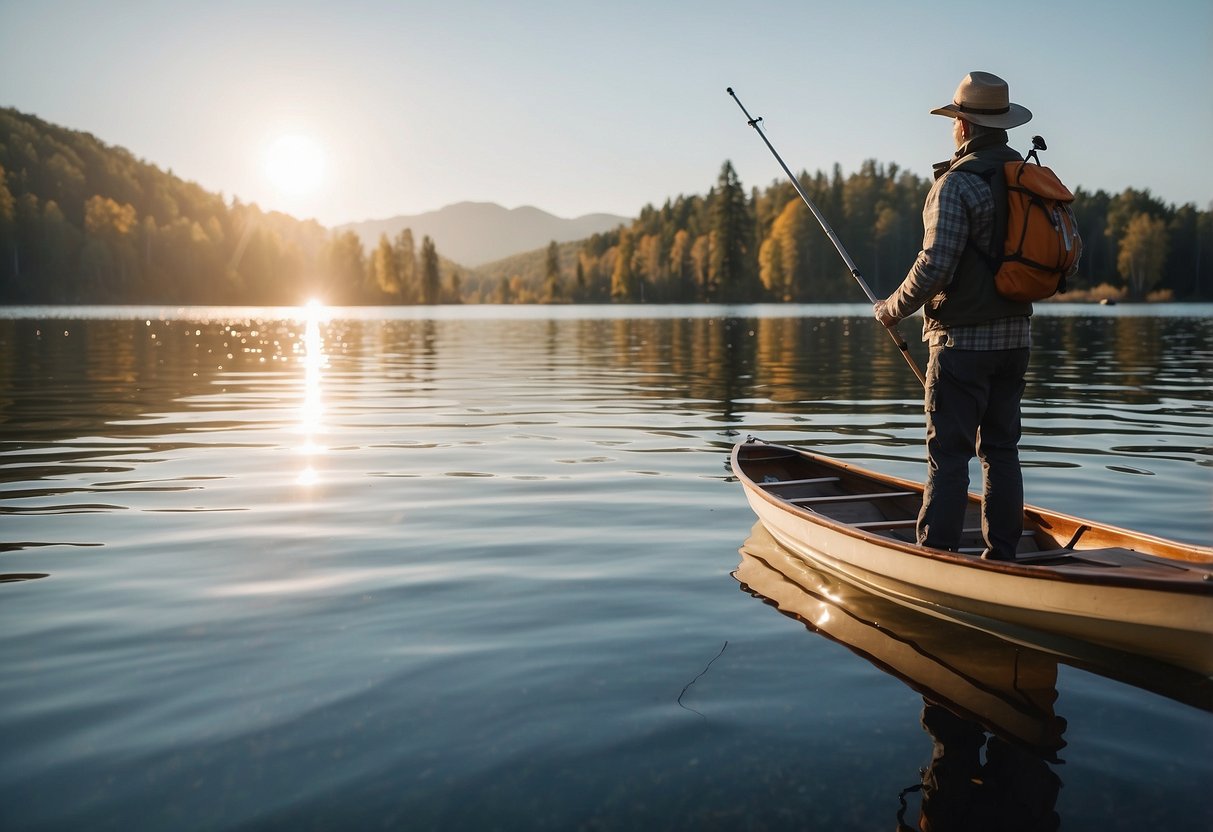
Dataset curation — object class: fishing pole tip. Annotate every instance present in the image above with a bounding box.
[726,86,734,95]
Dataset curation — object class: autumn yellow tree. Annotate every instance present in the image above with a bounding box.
[1117,212,1169,298]
[611,229,637,301]
[82,195,138,292]
[759,200,805,301]
[370,233,400,300]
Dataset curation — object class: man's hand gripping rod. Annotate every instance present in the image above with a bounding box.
[726,87,925,386]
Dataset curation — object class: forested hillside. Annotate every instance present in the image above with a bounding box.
[2,106,1209,305]
[0,108,459,305]
[459,162,931,304]
[477,160,1211,304]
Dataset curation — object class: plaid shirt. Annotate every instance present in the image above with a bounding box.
[885,165,1030,350]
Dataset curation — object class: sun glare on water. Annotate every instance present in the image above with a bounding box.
[265,134,326,196]
[295,297,328,488]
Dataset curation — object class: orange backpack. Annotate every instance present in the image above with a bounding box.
[994,151,1082,302]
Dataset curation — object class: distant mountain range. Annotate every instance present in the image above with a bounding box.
[337,202,630,267]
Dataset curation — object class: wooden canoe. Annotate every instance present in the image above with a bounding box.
[731,438,1213,676]
[735,522,1212,742]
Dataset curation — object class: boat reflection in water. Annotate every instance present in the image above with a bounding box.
[734,522,1212,831]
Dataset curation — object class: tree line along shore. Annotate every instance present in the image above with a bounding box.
[2,107,1209,306]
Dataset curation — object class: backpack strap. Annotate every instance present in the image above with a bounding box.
[949,155,1008,274]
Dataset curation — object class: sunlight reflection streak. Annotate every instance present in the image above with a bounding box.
[296,300,328,486]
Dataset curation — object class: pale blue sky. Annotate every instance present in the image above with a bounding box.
[2,0,1209,227]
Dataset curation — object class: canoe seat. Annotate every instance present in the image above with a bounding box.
[758,476,841,488]
[1069,547,1203,572]
[961,528,1037,537]
[853,524,1038,540]
[852,519,917,530]
[969,548,1211,575]
[789,491,916,506]
[743,453,801,462]
[1012,548,1075,561]
[1044,548,1213,583]
[958,545,1068,557]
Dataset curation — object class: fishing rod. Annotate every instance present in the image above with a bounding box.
[726,87,925,386]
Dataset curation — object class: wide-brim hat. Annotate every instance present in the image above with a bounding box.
[930,71,1032,129]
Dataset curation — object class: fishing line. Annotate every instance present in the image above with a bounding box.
[677,640,729,719]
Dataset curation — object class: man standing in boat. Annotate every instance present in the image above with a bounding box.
[873,72,1045,561]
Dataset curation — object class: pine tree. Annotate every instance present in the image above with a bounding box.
[574,257,587,302]
[543,240,562,303]
[419,235,440,305]
[708,161,755,302]
[393,228,416,303]
[0,164,15,289]
[668,229,694,302]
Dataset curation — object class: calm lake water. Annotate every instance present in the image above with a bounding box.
[1,303,1210,831]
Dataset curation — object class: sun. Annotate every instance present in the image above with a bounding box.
[264,134,326,196]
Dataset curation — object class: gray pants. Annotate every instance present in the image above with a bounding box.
[917,345,1030,559]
